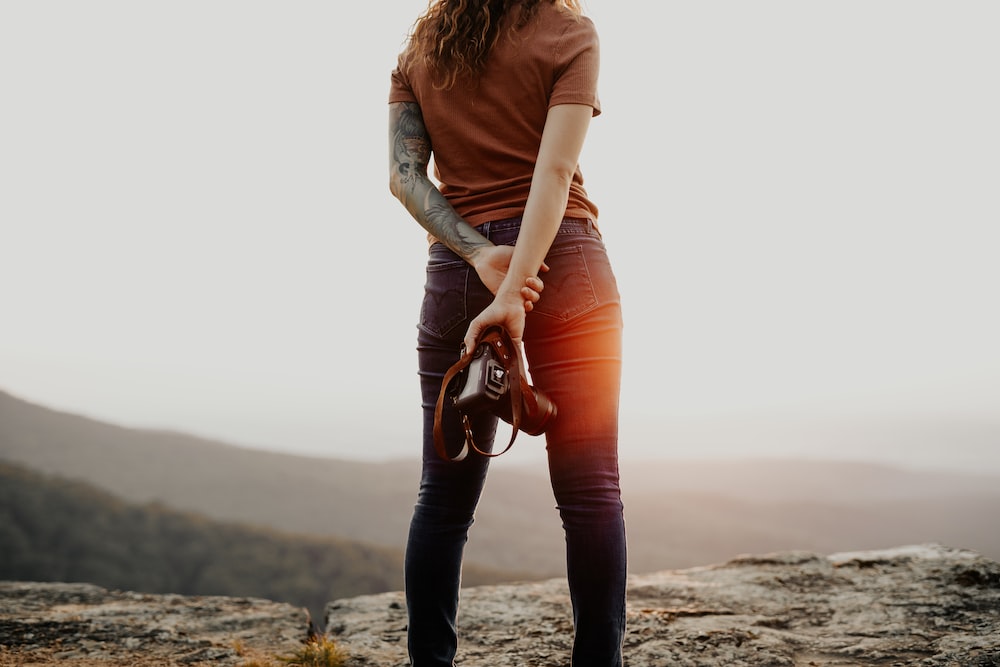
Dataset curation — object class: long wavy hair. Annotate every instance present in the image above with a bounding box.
[404,0,582,89]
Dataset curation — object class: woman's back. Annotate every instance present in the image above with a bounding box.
[389,2,600,225]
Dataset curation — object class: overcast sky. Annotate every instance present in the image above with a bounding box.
[2,1,997,471]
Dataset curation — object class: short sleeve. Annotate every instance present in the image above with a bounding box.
[549,17,601,116]
[389,55,418,105]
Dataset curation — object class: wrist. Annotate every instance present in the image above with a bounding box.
[500,268,534,289]
[496,278,529,301]
[467,241,494,269]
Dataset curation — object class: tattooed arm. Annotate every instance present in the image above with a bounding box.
[388,101,491,263]
[389,101,544,300]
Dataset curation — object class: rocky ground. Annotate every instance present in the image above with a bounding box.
[0,583,310,666]
[2,544,998,666]
[325,544,1000,666]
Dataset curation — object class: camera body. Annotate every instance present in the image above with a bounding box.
[452,342,509,413]
[450,339,557,436]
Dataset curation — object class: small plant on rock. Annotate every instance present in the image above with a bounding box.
[277,635,346,667]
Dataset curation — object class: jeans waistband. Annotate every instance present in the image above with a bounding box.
[475,216,599,237]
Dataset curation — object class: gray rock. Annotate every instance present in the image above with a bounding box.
[0,582,310,665]
[324,543,1000,666]
[3,544,997,666]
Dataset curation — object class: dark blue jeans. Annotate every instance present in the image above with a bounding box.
[406,217,627,666]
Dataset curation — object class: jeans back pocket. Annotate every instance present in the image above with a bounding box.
[532,244,601,322]
[418,251,470,338]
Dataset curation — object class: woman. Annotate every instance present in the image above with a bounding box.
[388,1,626,665]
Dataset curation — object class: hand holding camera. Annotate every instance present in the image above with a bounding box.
[434,325,557,461]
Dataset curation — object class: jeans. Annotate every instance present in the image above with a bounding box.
[406,217,627,666]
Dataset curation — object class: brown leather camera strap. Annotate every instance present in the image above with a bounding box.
[433,326,527,462]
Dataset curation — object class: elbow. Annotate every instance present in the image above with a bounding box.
[538,162,576,193]
[388,169,404,202]
[389,159,418,204]
[537,151,579,187]
[555,168,575,192]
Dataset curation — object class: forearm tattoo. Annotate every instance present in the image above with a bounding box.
[389,102,488,261]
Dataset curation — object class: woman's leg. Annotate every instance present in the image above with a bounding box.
[405,366,496,665]
[406,243,497,667]
[525,224,627,667]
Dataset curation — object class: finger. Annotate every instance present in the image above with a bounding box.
[524,276,544,293]
[520,285,541,304]
[523,300,534,313]
[539,261,550,273]
[463,318,484,355]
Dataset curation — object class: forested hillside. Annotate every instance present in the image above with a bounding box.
[3,388,1000,577]
[0,462,519,624]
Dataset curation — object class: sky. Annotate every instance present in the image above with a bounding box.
[2,1,998,473]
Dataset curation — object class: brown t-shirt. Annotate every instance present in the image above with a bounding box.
[389,4,601,226]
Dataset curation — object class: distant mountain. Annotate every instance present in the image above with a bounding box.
[0,388,421,553]
[0,461,519,625]
[2,388,999,577]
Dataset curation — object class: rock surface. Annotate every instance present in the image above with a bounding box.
[325,544,1000,666]
[2,545,998,666]
[0,582,310,666]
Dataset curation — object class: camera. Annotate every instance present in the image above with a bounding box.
[450,340,557,436]
[453,342,510,412]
